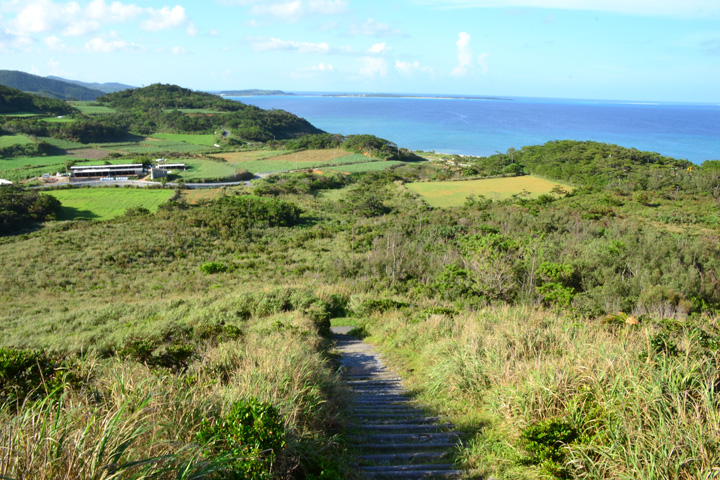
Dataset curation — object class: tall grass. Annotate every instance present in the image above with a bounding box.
[364,304,720,479]
[0,314,348,479]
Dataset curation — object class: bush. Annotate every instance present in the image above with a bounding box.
[197,398,286,480]
[519,418,578,478]
[200,261,228,274]
[0,347,58,399]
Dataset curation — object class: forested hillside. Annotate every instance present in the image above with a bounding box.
[0,85,76,115]
[0,70,105,100]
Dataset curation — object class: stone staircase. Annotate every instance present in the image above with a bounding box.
[332,327,464,479]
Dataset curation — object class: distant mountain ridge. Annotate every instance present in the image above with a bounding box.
[0,70,105,100]
[47,76,135,94]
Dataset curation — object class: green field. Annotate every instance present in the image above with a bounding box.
[150,133,218,146]
[100,138,210,155]
[0,155,77,181]
[38,137,87,149]
[0,134,34,147]
[324,159,407,173]
[48,188,175,220]
[41,116,75,123]
[214,150,378,174]
[170,159,237,181]
[69,101,117,115]
[406,175,573,207]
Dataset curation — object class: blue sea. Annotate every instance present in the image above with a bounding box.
[231,94,720,164]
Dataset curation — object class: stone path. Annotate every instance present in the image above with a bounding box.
[332,326,464,479]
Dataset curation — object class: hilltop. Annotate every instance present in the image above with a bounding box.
[0,70,105,100]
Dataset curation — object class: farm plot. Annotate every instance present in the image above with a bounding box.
[48,188,175,221]
[406,175,573,208]
[212,149,371,174]
[0,135,34,148]
[180,187,244,204]
[324,160,406,173]
[150,133,218,147]
[169,159,237,182]
[100,138,210,155]
[69,102,117,115]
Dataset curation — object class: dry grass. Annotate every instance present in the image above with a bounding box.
[406,175,573,207]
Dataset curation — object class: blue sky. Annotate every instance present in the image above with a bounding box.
[0,0,718,102]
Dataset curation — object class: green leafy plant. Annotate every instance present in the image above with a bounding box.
[200,261,228,274]
[519,418,578,478]
[196,398,286,480]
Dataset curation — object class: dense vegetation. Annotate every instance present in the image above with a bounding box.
[0,186,61,233]
[0,70,105,100]
[0,85,76,115]
[46,75,134,94]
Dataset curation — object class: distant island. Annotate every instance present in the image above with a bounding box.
[216,89,293,97]
[319,93,512,101]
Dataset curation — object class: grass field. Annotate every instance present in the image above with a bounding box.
[324,160,407,173]
[212,150,376,174]
[0,135,34,147]
[69,101,116,115]
[100,138,210,155]
[170,159,238,181]
[41,117,75,123]
[406,175,573,207]
[0,155,77,181]
[38,137,87,150]
[48,188,175,220]
[180,187,245,204]
[150,133,218,146]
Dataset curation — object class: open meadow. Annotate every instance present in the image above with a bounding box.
[0,134,34,148]
[48,187,175,220]
[212,149,377,173]
[406,175,573,207]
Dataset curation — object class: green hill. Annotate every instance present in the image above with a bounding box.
[0,85,76,115]
[47,76,135,94]
[0,70,105,101]
[98,83,245,112]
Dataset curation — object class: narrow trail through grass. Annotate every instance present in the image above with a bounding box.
[332,326,465,479]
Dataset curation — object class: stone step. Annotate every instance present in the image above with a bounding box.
[360,469,463,479]
[348,432,462,443]
[360,464,458,472]
[350,423,455,432]
[352,415,442,424]
[356,451,452,464]
[355,442,459,451]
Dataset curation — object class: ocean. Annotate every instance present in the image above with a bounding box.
[230,94,720,164]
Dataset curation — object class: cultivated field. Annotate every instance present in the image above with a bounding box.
[48,187,175,220]
[150,133,218,146]
[406,175,573,207]
[0,134,34,147]
[69,101,117,114]
[170,159,238,181]
[180,186,244,204]
[0,155,77,181]
[212,150,376,174]
[324,160,406,173]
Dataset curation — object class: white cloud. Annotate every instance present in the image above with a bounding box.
[395,59,433,75]
[171,46,186,54]
[186,22,197,35]
[141,6,187,31]
[85,0,143,22]
[247,0,348,21]
[308,0,348,15]
[12,0,81,34]
[348,18,404,37]
[44,35,66,50]
[414,0,720,17]
[63,19,101,36]
[250,0,303,20]
[368,42,390,54]
[85,36,141,52]
[451,32,473,76]
[359,56,387,76]
[312,62,334,71]
[250,37,332,54]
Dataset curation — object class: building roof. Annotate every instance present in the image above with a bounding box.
[70,164,143,170]
[0,179,13,185]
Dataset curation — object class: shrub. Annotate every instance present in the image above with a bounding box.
[197,398,286,480]
[201,261,228,274]
[0,347,58,399]
[519,418,578,478]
